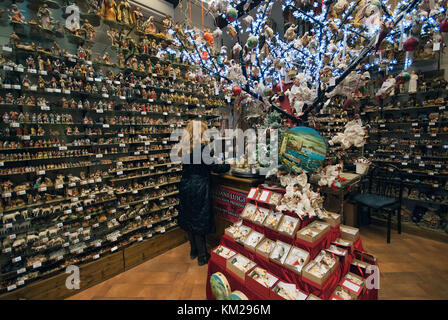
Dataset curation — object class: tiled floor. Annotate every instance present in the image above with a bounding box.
[68,225,448,300]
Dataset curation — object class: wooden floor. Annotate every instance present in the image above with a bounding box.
[68,225,448,300]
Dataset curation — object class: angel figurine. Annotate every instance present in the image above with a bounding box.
[9,5,25,24]
[37,4,54,30]
[100,0,117,21]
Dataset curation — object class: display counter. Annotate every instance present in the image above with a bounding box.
[208,173,264,246]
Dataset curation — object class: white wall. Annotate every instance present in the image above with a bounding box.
[131,0,174,18]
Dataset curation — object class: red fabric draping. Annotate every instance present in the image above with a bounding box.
[207,235,377,300]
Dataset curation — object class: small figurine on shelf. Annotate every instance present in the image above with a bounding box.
[37,4,54,30]
[9,5,25,24]
[37,55,44,71]
[22,75,30,90]
[162,14,173,37]
[26,56,36,70]
[103,52,112,65]
[117,0,133,25]
[100,0,117,21]
[117,52,125,68]
[409,71,418,94]
[133,7,144,28]
[81,20,96,40]
[142,16,156,34]
[9,32,20,46]
[38,76,46,89]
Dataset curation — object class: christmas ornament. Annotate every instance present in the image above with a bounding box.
[203,30,214,46]
[232,86,242,96]
[227,7,238,22]
[246,35,258,49]
[403,37,418,51]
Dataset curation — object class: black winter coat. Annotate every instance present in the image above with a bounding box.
[178,152,230,235]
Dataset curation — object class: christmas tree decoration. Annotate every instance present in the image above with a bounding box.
[227,7,238,22]
[246,35,258,49]
[403,36,419,51]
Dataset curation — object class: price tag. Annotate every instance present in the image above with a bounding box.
[22,135,30,141]
[10,122,19,128]
[88,179,94,184]
[444,145,448,149]
[13,85,21,90]
[402,162,407,166]
[391,144,395,148]
[39,187,47,192]
[439,106,446,110]
[57,223,63,228]
[62,242,69,248]
[17,280,24,286]
[38,170,46,175]
[120,96,126,100]
[57,256,64,261]
[39,71,48,76]
[84,236,90,241]
[16,67,24,73]
[95,178,102,183]
[429,172,435,176]
[412,122,418,127]
[64,90,71,95]
[3,84,11,89]
[29,68,37,74]
[12,256,21,263]
[434,184,439,188]
[77,249,84,254]
[93,223,99,228]
[118,134,124,138]
[0,162,3,167]
[110,209,116,214]
[148,99,154,103]
[435,164,442,168]
[59,146,68,151]
[93,254,100,260]
[96,109,104,113]
[73,239,80,244]
[96,154,103,158]
[17,268,26,275]
[167,101,172,104]
[3,192,12,198]
[147,224,153,229]
[428,145,433,149]
[410,145,415,148]
[416,156,421,160]
[141,85,146,89]
[429,122,435,126]
[132,190,138,194]
[54,89,61,93]
[103,124,110,128]
[69,58,77,63]
[160,228,166,233]
[419,163,425,167]
[414,134,421,138]
[111,246,118,252]
[114,81,120,85]
[380,124,385,128]
[3,246,11,252]
[69,182,76,187]
[95,241,102,247]
[76,207,83,212]
[33,262,42,269]
[433,42,441,51]
[2,46,12,52]
[95,78,102,82]
[117,171,123,176]
[87,77,94,82]
[134,152,140,155]
[72,197,79,202]
[64,209,72,214]
[145,142,150,146]
[138,237,143,242]
[7,285,17,292]
[141,111,147,115]
[163,141,167,145]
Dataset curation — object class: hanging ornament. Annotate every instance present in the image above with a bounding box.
[232,43,242,55]
[232,86,242,96]
[400,71,411,81]
[246,35,258,49]
[263,88,273,97]
[243,15,254,26]
[226,7,238,22]
[403,37,418,51]
[227,25,237,37]
[440,19,448,33]
[203,30,214,46]
[200,50,209,60]
[273,81,285,93]
[213,27,223,38]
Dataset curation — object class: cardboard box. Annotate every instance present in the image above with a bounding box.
[267,192,283,206]
[315,250,339,272]
[271,281,308,300]
[344,272,365,288]
[269,240,291,266]
[350,259,370,277]
[320,211,341,227]
[263,211,283,230]
[302,251,339,286]
[226,254,256,281]
[246,267,279,299]
[276,215,300,237]
[344,202,358,227]
[283,246,310,275]
[255,238,276,258]
[296,227,322,243]
[240,203,257,221]
[234,225,253,244]
[211,245,237,269]
[243,230,265,251]
[250,206,271,225]
[340,225,360,242]
[354,250,377,265]
[308,221,331,234]
[332,238,354,253]
[340,278,363,298]
[224,220,243,238]
[331,285,358,300]
[325,244,348,259]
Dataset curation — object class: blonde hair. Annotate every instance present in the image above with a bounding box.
[178,120,208,156]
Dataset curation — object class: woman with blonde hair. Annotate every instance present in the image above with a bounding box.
[178,120,230,266]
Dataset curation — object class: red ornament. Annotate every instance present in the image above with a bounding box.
[403,37,418,51]
[200,50,209,60]
[440,19,448,33]
[232,86,242,96]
